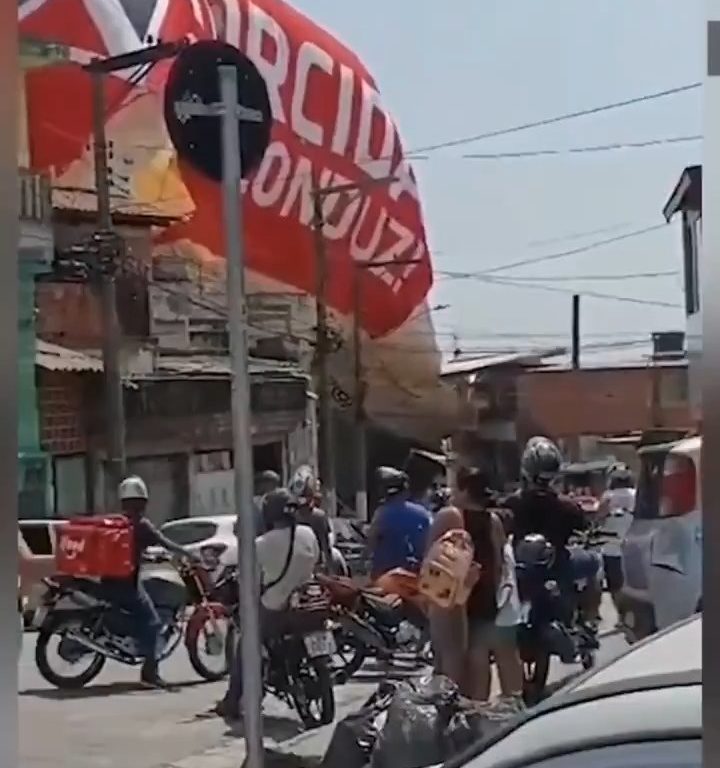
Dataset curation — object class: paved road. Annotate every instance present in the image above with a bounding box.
[19,600,627,768]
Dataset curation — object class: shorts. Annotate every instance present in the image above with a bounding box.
[429,605,517,675]
[603,555,624,593]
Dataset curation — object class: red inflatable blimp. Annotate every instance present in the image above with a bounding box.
[19,0,449,438]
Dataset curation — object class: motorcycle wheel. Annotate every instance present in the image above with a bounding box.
[331,629,367,684]
[522,651,550,706]
[186,616,231,682]
[291,657,336,729]
[35,615,106,690]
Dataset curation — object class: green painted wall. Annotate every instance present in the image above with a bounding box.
[18,251,50,518]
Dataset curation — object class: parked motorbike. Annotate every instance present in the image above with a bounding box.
[319,570,431,683]
[33,553,231,689]
[515,526,614,704]
[226,580,336,729]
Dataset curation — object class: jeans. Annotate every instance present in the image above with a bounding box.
[102,579,161,663]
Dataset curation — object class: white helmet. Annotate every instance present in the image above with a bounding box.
[119,475,149,501]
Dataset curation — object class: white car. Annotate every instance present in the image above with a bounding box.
[18,518,65,623]
[446,614,701,768]
[620,436,702,641]
[155,515,238,578]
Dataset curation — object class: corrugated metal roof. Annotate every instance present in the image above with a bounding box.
[441,348,564,377]
[36,340,102,373]
[532,340,688,371]
[142,354,307,380]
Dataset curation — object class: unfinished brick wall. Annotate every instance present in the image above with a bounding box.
[516,366,692,440]
[38,370,88,454]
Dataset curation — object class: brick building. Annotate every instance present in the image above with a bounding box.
[516,363,691,441]
[443,338,692,488]
[33,200,316,522]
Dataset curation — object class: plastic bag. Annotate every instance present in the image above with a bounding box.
[322,681,400,768]
[371,676,522,768]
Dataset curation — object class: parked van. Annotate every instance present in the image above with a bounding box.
[620,436,702,641]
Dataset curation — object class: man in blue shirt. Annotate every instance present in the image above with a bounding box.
[367,467,432,579]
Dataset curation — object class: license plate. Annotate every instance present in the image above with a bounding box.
[33,606,48,628]
[303,630,336,658]
[519,601,532,623]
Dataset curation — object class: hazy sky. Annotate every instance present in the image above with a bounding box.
[293,0,703,357]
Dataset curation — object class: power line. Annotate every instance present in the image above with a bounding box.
[407,82,701,154]
[438,269,679,282]
[462,134,701,160]
[475,223,670,276]
[476,274,682,309]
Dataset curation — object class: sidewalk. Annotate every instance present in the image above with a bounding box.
[167,596,621,768]
[166,682,376,768]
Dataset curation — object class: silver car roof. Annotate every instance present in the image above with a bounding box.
[447,616,701,768]
[567,614,701,693]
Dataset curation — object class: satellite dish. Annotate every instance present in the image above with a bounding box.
[163,40,272,182]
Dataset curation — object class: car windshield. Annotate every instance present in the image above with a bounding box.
[633,449,669,520]
[159,521,218,545]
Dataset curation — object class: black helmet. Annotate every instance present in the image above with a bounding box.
[262,488,296,527]
[376,466,409,498]
[515,533,555,567]
[521,436,562,487]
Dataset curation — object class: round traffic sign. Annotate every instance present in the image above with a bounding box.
[163,40,272,181]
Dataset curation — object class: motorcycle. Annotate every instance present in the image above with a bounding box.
[319,569,432,683]
[226,580,336,729]
[515,526,614,704]
[33,553,231,689]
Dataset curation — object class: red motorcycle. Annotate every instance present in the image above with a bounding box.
[33,553,232,689]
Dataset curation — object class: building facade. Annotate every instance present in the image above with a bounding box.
[18,41,65,517]
[663,165,702,424]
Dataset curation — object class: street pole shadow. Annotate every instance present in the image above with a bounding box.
[19,678,211,699]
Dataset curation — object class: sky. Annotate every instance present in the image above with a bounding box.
[292,0,703,359]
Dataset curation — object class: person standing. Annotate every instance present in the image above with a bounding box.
[253,470,281,535]
[598,467,636,621]
[428,468,523,701]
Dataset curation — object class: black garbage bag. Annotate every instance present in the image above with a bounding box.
[321,681,400,768]
[371,676,523,768]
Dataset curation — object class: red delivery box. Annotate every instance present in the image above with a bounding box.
[57,515,135,578]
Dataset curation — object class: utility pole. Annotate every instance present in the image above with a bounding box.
[311,175,337,517]
[352,258,421,521]
[90,69,125,496]
[173,62,267,768]
[569,294,581,461]
[311,176,398,518]
[84,41,187,498]
[571,294,580,370]
[351,268,368,521]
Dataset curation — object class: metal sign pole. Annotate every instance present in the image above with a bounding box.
[219,64,264,768]
[170,44,270,768]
